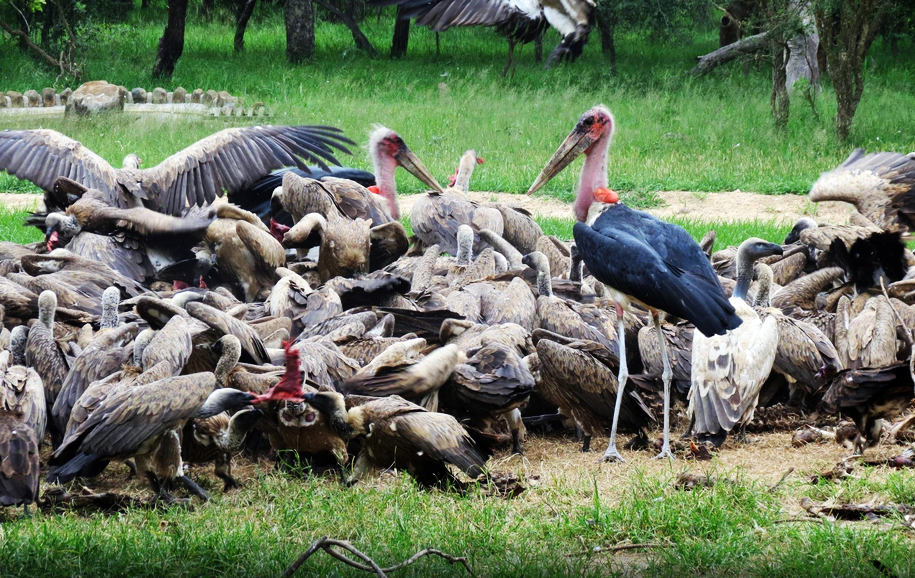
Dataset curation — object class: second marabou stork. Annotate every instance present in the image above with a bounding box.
[528,106,742,462]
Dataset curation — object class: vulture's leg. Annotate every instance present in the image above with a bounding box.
[215,454,239,492]
[652,312,675,460]
[599,303,628,463]
[345,452,371,487]
[502,40,515,78]
[23,504,30,518]
[178,475,211,502]
[581,434,592,453]
[505,408,524,455]
[124,460,137,480]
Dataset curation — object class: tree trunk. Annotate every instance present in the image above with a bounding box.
[690,32,770,75]
[719,0,758,46]
[285,0,315,64]
[235,0,257,52]
[152,0,189,79]
[596,10,617,76]
[201,0,216,20]
[785,1,819,91]
[141,0,150,9]
[390,5,410,58]
[813,0,887,141]
[771,40,790,132]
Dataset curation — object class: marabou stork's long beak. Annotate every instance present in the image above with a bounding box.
[527,123,597,195]
[394,146,445,193]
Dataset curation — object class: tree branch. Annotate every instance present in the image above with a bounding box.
[0,18,82,79]
[281,536,476,578]
[689,31,770,75]
[312,0,378,58]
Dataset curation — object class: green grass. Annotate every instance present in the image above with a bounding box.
[0,209,43,244]
[1,464,912,577]
[1,7,913,201]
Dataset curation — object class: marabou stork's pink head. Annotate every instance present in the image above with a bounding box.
[368,126,444,220]
[448,156,484,187]
[527,105,617,222]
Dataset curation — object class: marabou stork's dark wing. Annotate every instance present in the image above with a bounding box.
[574,205,741,338]
[0,130,125,206]
[138,125,356,216]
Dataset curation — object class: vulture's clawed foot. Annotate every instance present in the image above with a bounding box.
[218,474,241,493]
[580,435,592,453]
[511,442,524,456]
[178,475,211,502]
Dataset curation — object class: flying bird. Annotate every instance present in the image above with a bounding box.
[371,0,593,72]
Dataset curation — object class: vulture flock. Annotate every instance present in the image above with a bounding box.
[1,107,915,513]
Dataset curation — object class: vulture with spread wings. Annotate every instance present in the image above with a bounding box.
[0,125,355,217]
[372,0,593,72]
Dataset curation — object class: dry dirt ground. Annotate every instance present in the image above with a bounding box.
[1,191,855,224]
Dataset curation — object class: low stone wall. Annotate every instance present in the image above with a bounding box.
[0,81,269,118]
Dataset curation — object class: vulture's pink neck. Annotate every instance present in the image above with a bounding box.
[374,152,400,220]
[575,134,611,223]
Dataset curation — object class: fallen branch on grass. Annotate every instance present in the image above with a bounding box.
[767,467,795,493]
[40,488,158,512]
[801,497,915,520]
[565,543,671,556]
[0,20,82,80]
[689,32,769,76]
[280,536,476,578]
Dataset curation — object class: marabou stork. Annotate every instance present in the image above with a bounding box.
[527,106,742,462]
[371,0,592,74]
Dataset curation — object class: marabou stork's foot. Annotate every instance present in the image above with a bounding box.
[598,448,626,463]
[178,475,211,502]
[124,460,137,481]
[652,448,676,460]
[580,435,592,453]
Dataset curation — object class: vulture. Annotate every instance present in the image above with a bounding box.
[819,360,914,456]
[689,238,784,444]
[809,149,915,234]
[0,125,355,217]
[0,349,44,514]
[47,376,257,502]
[371,0,592,71]
[303,392,487,489]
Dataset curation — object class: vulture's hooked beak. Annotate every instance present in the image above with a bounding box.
[527,123,597,195]
[394,146,444,193]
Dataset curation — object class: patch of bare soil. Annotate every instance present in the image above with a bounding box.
[3,190,854,225]
[0,193,40,211]
[399,190,854,225]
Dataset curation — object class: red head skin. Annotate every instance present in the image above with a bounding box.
[46,230,60,252]
[269,218,290,244]
[173,280,189,291]
[574,109,616,222]
[367,185,381,195]
[251,341,304,404]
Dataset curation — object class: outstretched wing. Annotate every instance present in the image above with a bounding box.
[0,129,122,205]
[140,125,355,216]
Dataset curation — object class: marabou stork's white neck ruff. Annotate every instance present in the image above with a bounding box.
[529,105,742,463]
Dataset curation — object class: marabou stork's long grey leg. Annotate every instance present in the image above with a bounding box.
[599,303,628,463]
[652,312,676,460]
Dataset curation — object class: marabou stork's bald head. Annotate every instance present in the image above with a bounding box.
[528,105,619,222]
[367,126,444,219]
